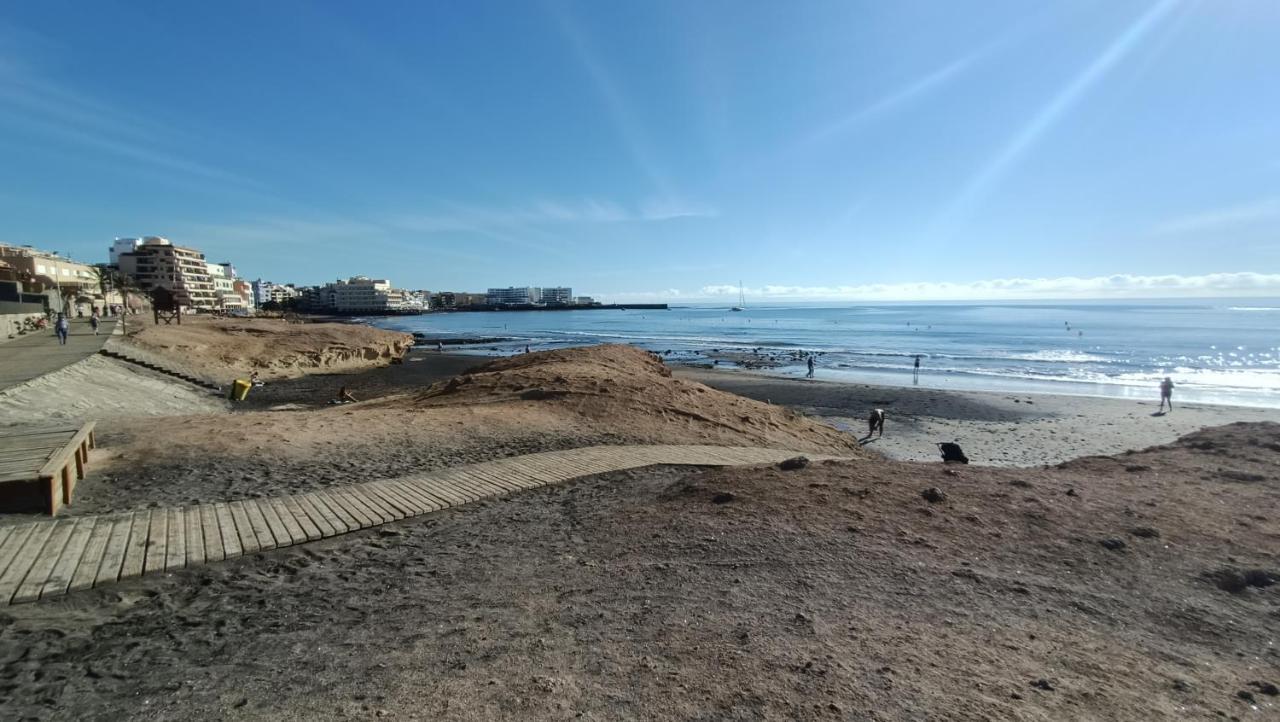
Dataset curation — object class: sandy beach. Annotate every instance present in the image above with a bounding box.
[1,328,1277,720]
[676,366,1277,467]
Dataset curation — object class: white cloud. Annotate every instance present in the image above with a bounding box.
[670,272,1280,302]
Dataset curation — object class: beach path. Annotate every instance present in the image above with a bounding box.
[0,318,117,392]
[0,444,846,606]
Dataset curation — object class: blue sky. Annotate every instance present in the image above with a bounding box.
[2,0,1278,301]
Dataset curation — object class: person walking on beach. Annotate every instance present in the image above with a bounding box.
[54,313,69,345]
[806,355,815,378]
[1159,377,1175,412]
[90,311,100,336]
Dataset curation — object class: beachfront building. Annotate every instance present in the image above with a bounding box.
[108,238,141,265]
[542,287,573,305]
[116,237,217,310]
[251,279,301,306]
[307,276,423,313]
[0,243,102,315]
[206,262,249,312]
[574,296,596,306]
[430,291,486,308]
[487,287,540,306]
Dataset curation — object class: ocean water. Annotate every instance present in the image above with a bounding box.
[369,300,1280,409]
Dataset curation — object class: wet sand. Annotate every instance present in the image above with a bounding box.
[675,367,1277,466]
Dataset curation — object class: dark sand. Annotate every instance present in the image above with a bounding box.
[1,424,1277,720]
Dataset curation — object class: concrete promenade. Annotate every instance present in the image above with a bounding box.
[0,318,118,392]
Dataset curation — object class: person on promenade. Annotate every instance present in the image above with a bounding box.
[806,355,815,378]
[90,311,100,336]
[1159,377,1175,412]
[868,408,885,438]
[54,313,69,345]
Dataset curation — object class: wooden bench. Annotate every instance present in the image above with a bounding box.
[0,423,97,515]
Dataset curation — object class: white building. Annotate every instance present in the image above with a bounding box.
[116,237,217,310]
[108,238,141,265]
[207,262,247,310]
[487,287,538,305]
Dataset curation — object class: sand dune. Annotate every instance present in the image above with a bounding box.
[119,317,413,382]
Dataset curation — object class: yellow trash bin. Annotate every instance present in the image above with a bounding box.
[230,378,252,401]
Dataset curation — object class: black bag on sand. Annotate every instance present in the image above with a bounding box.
[937,442,969,464]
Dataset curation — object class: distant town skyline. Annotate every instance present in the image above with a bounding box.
[2,1,1279,301]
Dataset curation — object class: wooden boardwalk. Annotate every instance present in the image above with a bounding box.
[0,444,844,606]
[0,423,96,515]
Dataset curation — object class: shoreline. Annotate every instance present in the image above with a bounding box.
[673,364,1277,467]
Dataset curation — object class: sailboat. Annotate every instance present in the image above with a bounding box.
[730,281,745,312]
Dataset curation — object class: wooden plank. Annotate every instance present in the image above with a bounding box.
[435,473,484,502]
[258,497,294,547]
[0,522,58,604]
[165,508,185,571]
[492,458,558,484]
[452,468,512,496]
[0,448,64,463]
[498,458,561,485]
[267,498,305,546]
[364,482,418,518]
[0,428,78,441]
[0,524,37,586]
[440,469,494,498]
[347,486,396,524]
[291,494,336,538]
[302,493,349,535]
[184,506,206,568]
[520,453,586,479]
[228,501,261,554]
[41,518,96,599]
[69,517,112,592]
[511,454,576,481]
[214,503,243,559]
[36,426,94,479]
[409,477,467,507]
[463,464,525,492]
[143,509,168,575]
[398,476,454,509]
[380,480,441,514]
[365,483,412,518]
[119,511,151,580]
[242,500,277,551]
[331,488,378,527]
[13,519,77,603]
[314,491,362,531]
[203,504,228,562]
[93,515,134,587]
[280,495,323,541]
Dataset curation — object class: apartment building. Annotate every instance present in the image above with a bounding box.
[206,262,250,311]
[541,287,573,305]
[0,243,101,314]
[486,286,540,305]
[116,237,217,310]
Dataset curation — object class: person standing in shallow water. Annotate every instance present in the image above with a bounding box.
[806,355,815,378]
[1159,377,1175,412]
[913,355,921,382]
